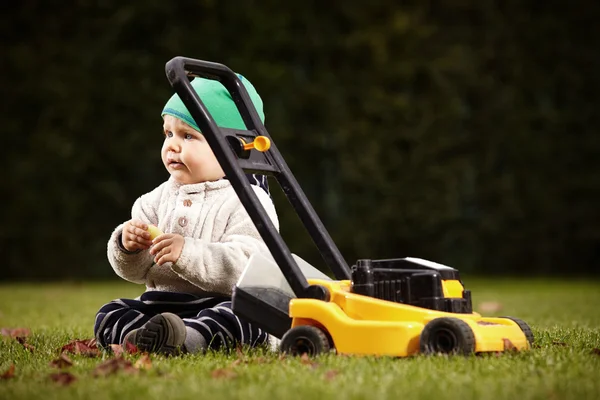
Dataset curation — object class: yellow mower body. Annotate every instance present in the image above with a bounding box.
[286,278,530,356]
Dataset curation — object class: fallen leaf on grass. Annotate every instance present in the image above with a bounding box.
[15,337,35,352]
[477,301,503,313]
[230,356,269,368]
[1,328,31,339]
[552,341,568,347]
[110,344,124,357]
[0,364,15,380]
[300,353,320,369]
[107,341,138,356]
[0,330,35,352]
[49,354,73,369]
[60,339,100,357]
[324,370,339,381]
[124,341,139,354]
[591,348,600,356]
[502,338,517,351]
[93,357,137,377]
[211,368,237,379]
[134,354,152,370]
[235,345,245,359]
[233,344,249,364]
[49,372,77,386]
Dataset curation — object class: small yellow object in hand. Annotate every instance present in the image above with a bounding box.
[147,225,163,240]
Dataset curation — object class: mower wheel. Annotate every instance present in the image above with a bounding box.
[420,317,476,355]
[501,316,535,346]
[280,325,331,356]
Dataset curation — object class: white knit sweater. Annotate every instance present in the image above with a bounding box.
[107,177,279,297]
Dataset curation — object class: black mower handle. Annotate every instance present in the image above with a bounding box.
[164,57,351,300]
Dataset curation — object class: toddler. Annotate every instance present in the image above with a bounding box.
[94,74,279,354]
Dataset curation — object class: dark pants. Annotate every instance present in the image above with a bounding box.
[94,291,268,351]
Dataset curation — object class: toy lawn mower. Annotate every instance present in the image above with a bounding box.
[164,57,534,357]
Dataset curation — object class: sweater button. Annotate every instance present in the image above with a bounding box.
[178,217,188,227]
[183,199,192,207]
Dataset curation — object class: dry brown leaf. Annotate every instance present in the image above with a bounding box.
[1,328,31,339]
[229,355,269,368]
[211,368,237,379]
[124,341,139,354]
[477,321,500,326]
[93,357,136,377]
[591,348,600,356]
[299,353,320,368]
[61,339,101,357]
[502,338,517,351]
[324,369,339,381]
[477,302,503,313]
[49,354,73,369]
[552,341,568,347]
[234,344,248,363]
[134,354,152,370]
[49,371,77,386]
[110,344,124,357]
[15,337,35,352]
[235,344,245,358]
[0,364,15,380]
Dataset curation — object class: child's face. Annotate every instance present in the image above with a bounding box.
[161,115,225,184]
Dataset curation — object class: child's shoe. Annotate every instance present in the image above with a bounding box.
[122,312,187,355]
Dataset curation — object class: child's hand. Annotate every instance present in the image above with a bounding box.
[150,234,185,266]
[122,219,153,252]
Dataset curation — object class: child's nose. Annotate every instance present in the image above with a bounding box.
[166,137,182,152]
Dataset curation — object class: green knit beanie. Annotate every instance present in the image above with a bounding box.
[161,74,265,131]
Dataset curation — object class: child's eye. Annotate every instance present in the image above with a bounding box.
[164,131,173,138]
[184,133,194,140]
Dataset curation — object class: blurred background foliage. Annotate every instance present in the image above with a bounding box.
[2,0,599,280]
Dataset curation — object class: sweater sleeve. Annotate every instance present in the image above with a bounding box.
[170,186,279,295]
[106,185,162,284]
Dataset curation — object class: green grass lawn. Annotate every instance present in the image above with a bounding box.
[0,279,599,400]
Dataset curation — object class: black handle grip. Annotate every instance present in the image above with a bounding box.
[165,56,264,135]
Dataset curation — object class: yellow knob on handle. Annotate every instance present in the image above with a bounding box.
[243,136,271,152]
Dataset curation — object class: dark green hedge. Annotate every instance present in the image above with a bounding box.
[2,1,599,279]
